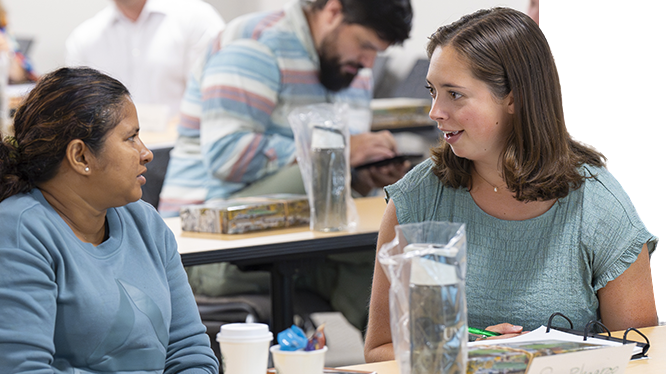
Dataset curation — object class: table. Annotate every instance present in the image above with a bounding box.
[339,325,666,374]
[140,117,178,149]
[167,196,387,334]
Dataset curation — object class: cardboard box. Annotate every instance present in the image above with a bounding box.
[180,194,309,234]
[370,98,434,130]
[259,194,311,227]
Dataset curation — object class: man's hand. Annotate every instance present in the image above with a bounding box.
[352,161,411,196]
[349,130,397,167]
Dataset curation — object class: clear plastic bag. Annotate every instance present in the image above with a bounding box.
[378,221,468,374]
[288,103,358,232]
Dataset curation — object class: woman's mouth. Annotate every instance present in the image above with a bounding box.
[444,130,464,142]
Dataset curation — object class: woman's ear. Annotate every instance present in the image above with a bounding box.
[506,91,515,115]
[65,139,91,175]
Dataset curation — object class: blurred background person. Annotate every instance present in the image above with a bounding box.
[0,67,218,373]
[65,0,225,124]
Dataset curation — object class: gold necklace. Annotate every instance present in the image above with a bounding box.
[474,167,500,193]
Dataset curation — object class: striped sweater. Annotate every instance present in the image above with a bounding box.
[158,0,373,216]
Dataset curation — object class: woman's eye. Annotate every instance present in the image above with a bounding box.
[449,91,462,100]
[425,85,435,98]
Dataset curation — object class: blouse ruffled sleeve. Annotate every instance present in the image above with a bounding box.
[580,165,657,291]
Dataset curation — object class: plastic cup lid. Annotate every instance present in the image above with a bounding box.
[216,323,274,342]
[270,344,328,355]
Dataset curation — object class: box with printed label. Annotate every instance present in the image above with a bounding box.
[180,194,309,234]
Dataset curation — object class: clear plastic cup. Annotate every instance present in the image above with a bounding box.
[270,345,328,374]
[216,323,273,374]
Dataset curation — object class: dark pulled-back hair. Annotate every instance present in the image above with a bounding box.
[0,67,130,202]
[309,0,412,44]
[427,7,605,202]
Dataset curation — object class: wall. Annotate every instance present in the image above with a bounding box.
[3,0,527,79]
[543,1,666,321]
[2,0,252,73]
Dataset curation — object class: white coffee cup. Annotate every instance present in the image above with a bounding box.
[270,344,328,374]
[217,323,273,374]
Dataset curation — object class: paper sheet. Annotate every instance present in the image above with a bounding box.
[468,325,642,356]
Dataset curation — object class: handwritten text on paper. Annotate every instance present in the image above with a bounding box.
[526,344,633,374]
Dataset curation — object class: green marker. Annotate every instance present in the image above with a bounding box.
[468,327,501,338]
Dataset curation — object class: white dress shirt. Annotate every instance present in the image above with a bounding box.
[65,0,225,119]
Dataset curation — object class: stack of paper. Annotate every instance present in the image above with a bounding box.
[468,325,637,374]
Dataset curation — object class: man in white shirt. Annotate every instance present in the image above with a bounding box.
[65,0,225,126]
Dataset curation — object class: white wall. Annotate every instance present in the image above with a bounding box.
[4,0,107,73]
[3,0,527,78]
[544,2,666,321]
[385,0,529,80]
[2,0,252,73]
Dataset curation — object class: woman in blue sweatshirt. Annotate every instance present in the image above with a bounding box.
[0,67,218,373]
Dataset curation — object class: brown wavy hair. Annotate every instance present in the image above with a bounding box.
[0,67,130,202]
[427,7,605,202]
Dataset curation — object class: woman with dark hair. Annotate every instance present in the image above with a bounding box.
[0,67,218,373]
[364,7,658,362]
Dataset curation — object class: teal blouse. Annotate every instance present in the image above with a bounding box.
[385,159,656,331]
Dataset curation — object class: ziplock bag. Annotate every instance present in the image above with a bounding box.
[288,103,358,232]
[378,221,468,374]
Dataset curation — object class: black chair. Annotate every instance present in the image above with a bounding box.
[141,146,172,208]
[390,58,431,100]
[198,291,333,373]
[196,293,271,371]
[371,55,390,98]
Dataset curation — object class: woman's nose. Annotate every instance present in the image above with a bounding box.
[143,148,154,164]
[429,99,449,122]
[138,137,154,164]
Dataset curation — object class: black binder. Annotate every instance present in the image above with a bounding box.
[545,312,650,360]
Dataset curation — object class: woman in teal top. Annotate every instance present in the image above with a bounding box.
[364,8,658,363]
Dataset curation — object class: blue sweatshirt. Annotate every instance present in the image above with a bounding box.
[0,189,218,373]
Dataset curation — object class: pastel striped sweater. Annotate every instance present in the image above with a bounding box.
[159,0,373,216]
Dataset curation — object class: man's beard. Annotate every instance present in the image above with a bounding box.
[318,31,363,92]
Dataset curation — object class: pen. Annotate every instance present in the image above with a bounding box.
[468,327,501,338]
